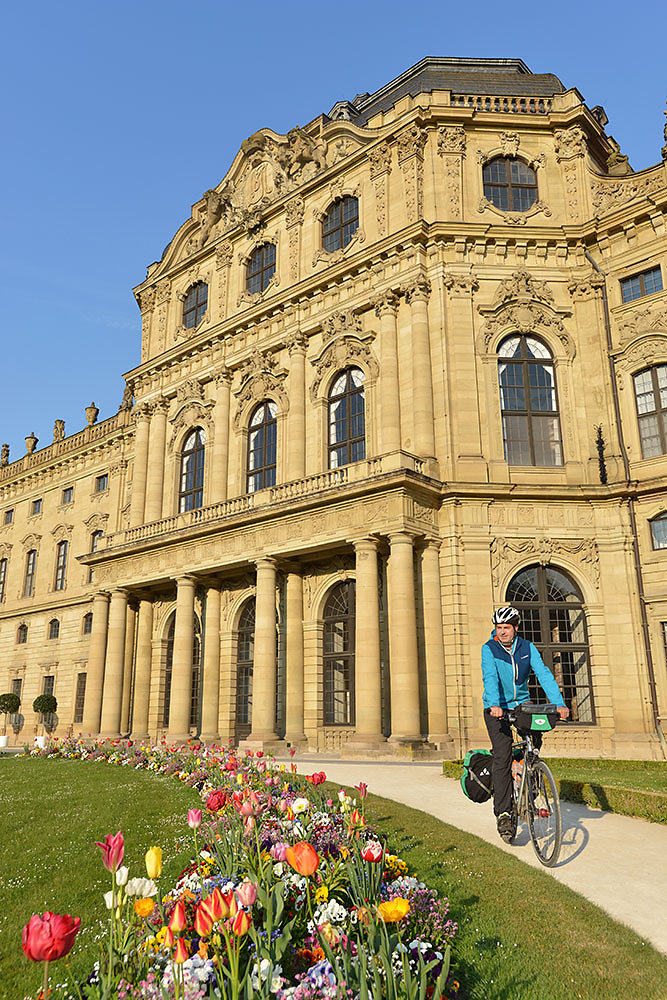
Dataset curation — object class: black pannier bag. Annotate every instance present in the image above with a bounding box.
[460,748,493,802]
[513,702,559,733]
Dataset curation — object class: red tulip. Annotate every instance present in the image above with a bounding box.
[22,912,81,963]
[95,831,124,872]
[361,840,383,863]
[174,937,190,963]
[194,903,213,938]
[310,771,327,786]
[168,900,187,933]
[285,841,320,876]
[206,789,227,812]
[230,909,252,936]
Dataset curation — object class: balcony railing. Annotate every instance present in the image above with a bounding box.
[450,93,552,115]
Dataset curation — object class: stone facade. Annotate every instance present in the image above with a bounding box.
[1,57,666,758]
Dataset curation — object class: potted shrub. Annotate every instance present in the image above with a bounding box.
[33,694,57,748]
[0,692,20,747]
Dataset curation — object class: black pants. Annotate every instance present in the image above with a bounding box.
[484,710,542,817]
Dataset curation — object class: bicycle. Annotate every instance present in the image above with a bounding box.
[506,703,562,867]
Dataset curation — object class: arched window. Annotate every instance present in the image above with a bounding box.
[498,335,562,466]
[323,581,356,725]
[179,428,206,512]
[650,512,667,550]
[83,612,93,635]
[88,530,103,584]
[633,364,667,458]
[17,624,28,644]
[247,243,276,294]
[48,618,60,640]
[329,368,366,468]
[322,196,359,253]
[23,549,37,598]
[483,157,538,212]
[183,281,208,329]
[163,613,202,730]
[506,564,594,723]
[247,402,277,493]
[236,599,255,738]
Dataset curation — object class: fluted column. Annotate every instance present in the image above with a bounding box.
[387,532,423,743]
[210,370,231,502]
[405,277,436,459]
[287,332,308,481]
[81,592,110,734]
[285,569,306,746]
[99,589,129,737]
[131,599,153,739]
[120,602,137,734]
[200,586,221,741]
[374,292,402,454]
[167,575,197,742]
[144,397,168,522]
[420,539,452,746]
[349,537,385,746]
[130,405,151,527]
[247,558,279,743]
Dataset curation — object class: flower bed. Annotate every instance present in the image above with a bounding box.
[21,738,460,1000]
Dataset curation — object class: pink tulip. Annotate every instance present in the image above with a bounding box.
[95,831,124,872]
[355,782,368,800]
[187,809,202,830]
[235,881,258,906]
[270,841,288,861]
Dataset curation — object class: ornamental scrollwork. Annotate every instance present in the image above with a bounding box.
[321,309,362,343]
[309,337,379,402]
[554,126,587,161]
[491,536,599,590]
[437,126,466,156]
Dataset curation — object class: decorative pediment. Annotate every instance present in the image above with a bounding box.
[167,396,214,452]
[612,332,667,370]
[309,336,379,401]
[590,166,663,215]
[478,269,574,356]
[233,349,288,428]
[21,533,41,552]
[491,536,599,590]
[84,513,109,533]
[321,309,362,343]
[617,302,667,344]
[51,524,73,543]
[0,541,12,559]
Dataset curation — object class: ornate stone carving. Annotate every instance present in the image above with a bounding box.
[233,349,287,427]
[372,290,400,317]
[404,275,431,304]
[25,432,38,455]
[397,124,427,162]
[0,444,8,466]
[500,131,520,157]
[398,130,426,223]
[21,533,41,552]
[84,512,109,532]
[614,332,667,369]
[285,330,308,355]
[175,379,204,404]
[491,536,599,589]
[286,196,305,227]
[554,126,586,161]
[137,287,156,313]
[591,171,663,214]
[51,523,74,542]
[568,273,605,301]
[321,309,362,343]
[215,240,233,270]
[85,402,99,426]
[443,156,462,218]
[437,125,466,155]
[562,160,579,217]
[478,196,552,225]
[369,142,392,179]
[444,273,479,296]
[118,381,134,412]
[309,338,379,401]
[478,270,574,356]
[492,270,555,308]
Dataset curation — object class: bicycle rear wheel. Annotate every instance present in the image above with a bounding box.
[527,760,561,867]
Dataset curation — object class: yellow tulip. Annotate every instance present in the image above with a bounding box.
[145,846,163,879]
[377,898,410,923]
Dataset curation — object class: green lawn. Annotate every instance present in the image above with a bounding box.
[0,757,201,1000]
[1,757,666,1000]
[544,757,667,794]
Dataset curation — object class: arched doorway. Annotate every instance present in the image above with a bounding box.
[163,613,202,731]
[323,581,356,725]
[235,599,255,741]
[506,564,594,722]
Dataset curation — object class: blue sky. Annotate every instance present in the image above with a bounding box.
[1,0,665,460]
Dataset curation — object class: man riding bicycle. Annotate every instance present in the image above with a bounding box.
[482,607,569,843]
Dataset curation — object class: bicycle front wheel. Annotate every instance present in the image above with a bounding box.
[527,760,562,867]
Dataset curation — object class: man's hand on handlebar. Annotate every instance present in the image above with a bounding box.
[489,706,503,718]
[557,706,570,720]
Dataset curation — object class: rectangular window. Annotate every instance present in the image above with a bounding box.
[4,509,13,525]
[73,673,86,724]
[621,265,663,303]
[10,678,22,725]
[43,675,55,697]
[11,677,22,699]
[88,530,103,583]
[0,557,7,602]
[62,486,74,505]
[31,498,43,515]
[54,540,68,591]
[23,550,37,598]
[94,473,108,493]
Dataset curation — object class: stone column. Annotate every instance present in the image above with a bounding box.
[405,277,436,459]
[287,333,308,481]
[420,539,452,747]
[348,537,385,747]
[144,397,168,522]
[120,602,137,734]
[373,292,401,455]
[131,599,153,739]
[285,569,306,746]
[130,405,151,527]
[387,532,423,744]
[167,575,197,742]
[247,558,279,744]
[200,586,221,742]
[210,370,231,503]
[81,591,110,734]
[99,589,129,737]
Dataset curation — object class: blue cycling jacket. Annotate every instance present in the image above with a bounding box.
[481,631,565,710]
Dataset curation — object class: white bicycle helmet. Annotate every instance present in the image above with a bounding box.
[492,606,521,626]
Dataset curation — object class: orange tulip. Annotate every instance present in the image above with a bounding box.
[134,898,155,918]
[285,841,320,876]
[208,887,232,921]
[230,909,252,936]
[168,900,187,933]
[194,903,213,938]
[174,937,190,963]
[163,926,176,947]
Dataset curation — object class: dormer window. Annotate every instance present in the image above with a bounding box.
[483,158,538,212]
[247,244,276,294]
[183,282,208,329]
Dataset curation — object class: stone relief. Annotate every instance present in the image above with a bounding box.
[443,273,479,296]
[554,126,587,161]
[0,444,9,466]
[617,304,667,343]
[368,142,392,179]
[568,273,605,301]
[614,333,667,372]
[591,170,663,214]
[233,349,288,428]
[499,131,520,157]
[118,381,134,413]
[491,535,599,589]
[52,420,65,443]
[437,125,466,156]
[321,309,362,343]
[478,270,574,356]
[478,196,552,225]
[309,337,378,402]
[175,379,204,404]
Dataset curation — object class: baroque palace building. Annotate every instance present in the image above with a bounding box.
[2,57,667,758]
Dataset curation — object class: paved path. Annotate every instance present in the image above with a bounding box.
[282,757,667,955]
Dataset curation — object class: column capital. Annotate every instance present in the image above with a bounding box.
[110,587,129,600]
[350,535,381,553]
[388,529,418,546]
[175,574,198,588]
[132,402,153,424]
[214,365,232,388]
[372,289,400,318]
[421,536,442,553]
[93,590,111,602]
[286,329,308,356]
[255,556,277,572]
[152,396,170,415]
[404,275,431,304]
